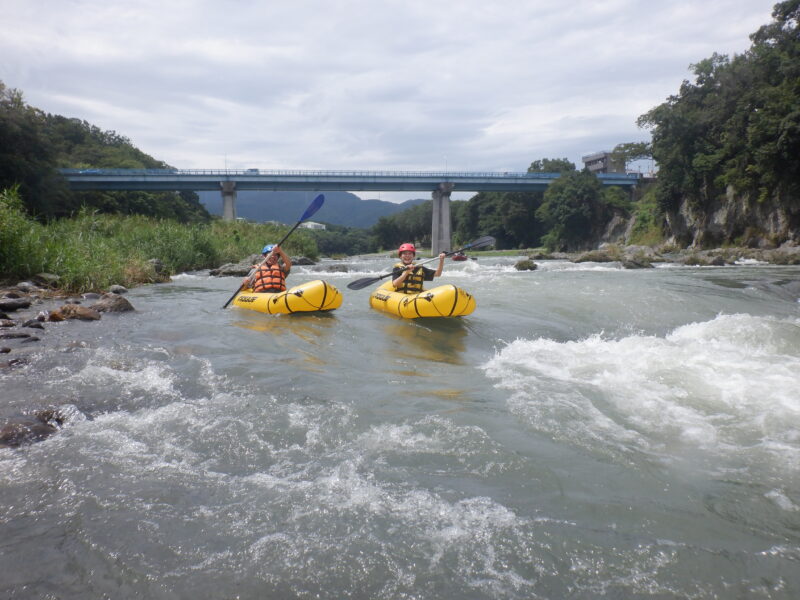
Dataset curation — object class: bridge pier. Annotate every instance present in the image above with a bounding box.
[221,181,237,221]
[431,183,453,256]
[430,183,453,256]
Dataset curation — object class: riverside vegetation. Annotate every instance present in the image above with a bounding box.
[0,186,318,292]
[1,2,799,292]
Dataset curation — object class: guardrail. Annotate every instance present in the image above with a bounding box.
[60,168,640,180]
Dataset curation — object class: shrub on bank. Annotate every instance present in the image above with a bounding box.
[0,187,319,292]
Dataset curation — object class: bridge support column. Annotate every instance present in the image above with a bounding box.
[221,181,237,221]
[431,183,453,256]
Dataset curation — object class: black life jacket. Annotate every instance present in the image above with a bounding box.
[252,263,286,292]
[394,262,426,294]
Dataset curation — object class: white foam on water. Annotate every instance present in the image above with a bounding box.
[483,314,800,474]
[61,347,181,402]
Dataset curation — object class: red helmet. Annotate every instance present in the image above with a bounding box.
[398,243,416,255]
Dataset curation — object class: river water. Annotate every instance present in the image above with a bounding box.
[1,255,799,599]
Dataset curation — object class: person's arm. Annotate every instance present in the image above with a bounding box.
[243,262,260,287]
[433,252,446,277]
[392,264,415,289]
[274,246,292,273]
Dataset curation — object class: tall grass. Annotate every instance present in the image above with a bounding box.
[0,187,319,292]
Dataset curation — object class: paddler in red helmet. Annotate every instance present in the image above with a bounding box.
[391,243,446,294]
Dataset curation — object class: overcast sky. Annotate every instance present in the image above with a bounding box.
[1,0,778,201]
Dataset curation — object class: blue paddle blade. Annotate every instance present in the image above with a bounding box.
[301,194,325,221]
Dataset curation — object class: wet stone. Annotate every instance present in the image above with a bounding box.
[0,299,31,311]
[0,332,31,340]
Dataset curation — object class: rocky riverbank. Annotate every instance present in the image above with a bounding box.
[514,243,800,270]
[0,275,137,448]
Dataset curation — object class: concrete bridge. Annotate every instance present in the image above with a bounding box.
[59,168,640,255]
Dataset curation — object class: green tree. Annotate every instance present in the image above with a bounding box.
[528,158,576,173]
[638,0,800,214]
[610,142,652,171]
[536,170,603,251]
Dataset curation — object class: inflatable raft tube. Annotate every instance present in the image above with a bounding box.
[368,281,475,318]
[232,279,342,314]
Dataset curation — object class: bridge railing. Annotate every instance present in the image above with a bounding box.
[59,168,640,181]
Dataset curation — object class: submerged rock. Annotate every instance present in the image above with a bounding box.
[514,259,538,271]
[91,293,135,313]
[48,304,102,321]
[0,408,66,448]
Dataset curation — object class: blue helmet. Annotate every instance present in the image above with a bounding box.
[261,244,275,254]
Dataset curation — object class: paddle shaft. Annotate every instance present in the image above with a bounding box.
[346,236,495,290]
[222,195,324,308]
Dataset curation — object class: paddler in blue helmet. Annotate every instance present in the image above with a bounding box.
[242,244,292,293]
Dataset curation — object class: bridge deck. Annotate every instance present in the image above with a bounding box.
[59,168,640,192]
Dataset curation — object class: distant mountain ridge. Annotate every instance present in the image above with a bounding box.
[198,190,426,228]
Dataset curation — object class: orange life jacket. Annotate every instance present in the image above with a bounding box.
[252,263,286,292]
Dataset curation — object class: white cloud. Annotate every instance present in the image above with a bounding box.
[0,0,777,200]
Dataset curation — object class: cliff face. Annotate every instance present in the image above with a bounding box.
[664,188,800,248]
[598,187,800,249]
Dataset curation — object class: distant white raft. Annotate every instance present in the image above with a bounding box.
[233,279,342,314]
[368,281,476,319]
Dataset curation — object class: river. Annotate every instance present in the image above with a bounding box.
[1,254,799,599]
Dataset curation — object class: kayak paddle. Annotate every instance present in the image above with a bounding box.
[346,235,496,291]
[222,193,325,308]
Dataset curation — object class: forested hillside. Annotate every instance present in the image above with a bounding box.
[0,81,210,222]
[3,1,798,253]
[198,190,425,228]
[377,1,800,251]
[638,0,800,247]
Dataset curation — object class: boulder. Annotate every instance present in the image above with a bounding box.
[210,262,253,277]
[91,293,135,313]
[0,409,64,448]
[32,273,61,287]
[0,298,31,312]
[313,263,349,273]
[0,320,15,328]
[48,304,102,321]
[148,258,167,275]
[574,250,617,263]
[108,285,128,294]
[15,281,42,293]
[514,259,538,271]
[292,256,316,266]
[621,257,654,269]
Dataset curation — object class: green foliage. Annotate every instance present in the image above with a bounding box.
[536,171,603,251]
[0,187,319,292]
[628,186,665,246]
[371,201,433,250]
[0,186,49,278]
[528,158,576,173]
[602,186,632,212]
[308,224,377,256]
[0,80,210,223]
[610,142,652,171]
[638,1,800,211]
